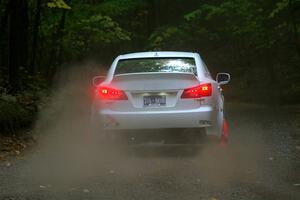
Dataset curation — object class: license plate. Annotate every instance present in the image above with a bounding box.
[143,95,166,107]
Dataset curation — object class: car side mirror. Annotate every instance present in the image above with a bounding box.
[216,73,230,85]
[92,75,106,86]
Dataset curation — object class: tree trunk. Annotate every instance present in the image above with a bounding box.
[289,0,300,57]
[0,1,9,66]
[29,0,43,75]
[147,0,159,35]
[48,10,67,82]
[8,0,29,93]
[56,9,67,65]
[47,5,69,83]
[0,1,9,40]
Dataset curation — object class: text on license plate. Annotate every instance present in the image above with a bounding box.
[143,95,166,107]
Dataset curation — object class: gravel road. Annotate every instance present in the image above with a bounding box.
[0,103,299,200]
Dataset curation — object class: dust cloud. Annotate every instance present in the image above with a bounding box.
[27,62,149,188]
[24,63,268,192]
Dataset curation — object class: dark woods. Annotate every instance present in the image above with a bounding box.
[0,0,299,102]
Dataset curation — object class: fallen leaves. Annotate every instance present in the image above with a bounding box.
[0,134,35,161]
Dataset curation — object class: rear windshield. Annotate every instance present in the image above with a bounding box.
[115,57,197,75]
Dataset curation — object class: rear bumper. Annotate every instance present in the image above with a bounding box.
[95,106,215,130]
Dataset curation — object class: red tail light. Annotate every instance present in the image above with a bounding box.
[181,83,212,98]
[95,86,128,100]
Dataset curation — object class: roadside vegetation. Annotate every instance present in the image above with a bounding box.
[0,0,299,137]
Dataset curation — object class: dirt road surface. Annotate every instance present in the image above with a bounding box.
[0,103,299,200]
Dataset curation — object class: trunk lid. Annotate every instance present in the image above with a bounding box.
[107,72,201,110]
[110,72,199,91]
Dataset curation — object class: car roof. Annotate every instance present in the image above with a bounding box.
[118,51,199,59]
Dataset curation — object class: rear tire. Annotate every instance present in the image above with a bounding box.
[206,119,228,146]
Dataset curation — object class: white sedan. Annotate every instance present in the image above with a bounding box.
[91,51,230,144]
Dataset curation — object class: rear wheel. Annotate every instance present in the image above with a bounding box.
[206,119,229,146]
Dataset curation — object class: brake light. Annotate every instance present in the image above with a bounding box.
[181,83,212,98]
[95,86,128,100]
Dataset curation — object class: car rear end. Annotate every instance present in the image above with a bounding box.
[91,52,220,141]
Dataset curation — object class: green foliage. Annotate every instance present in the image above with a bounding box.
[183,1,267,44]
[269,0,289,18]
[184,9,202,22]
[78,14,130,42]
[47,0,71,9]
[97,0,145,16]
[148,26,187,50]
[63,14,130,58]
[1,0,300,114]
[0,95,35,133]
